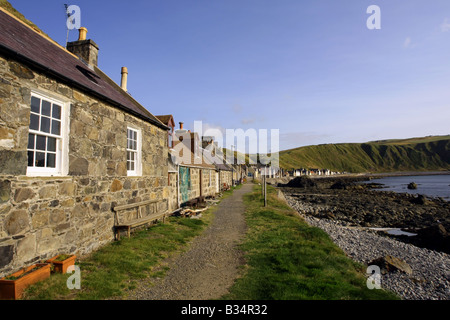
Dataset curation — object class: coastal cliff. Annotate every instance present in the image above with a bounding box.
[279,135,450,173]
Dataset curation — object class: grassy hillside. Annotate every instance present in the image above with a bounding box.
[279,135,450,173]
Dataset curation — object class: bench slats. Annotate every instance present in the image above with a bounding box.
[113,199,159,212]
[116,212,167,228]
[113,199,168,240]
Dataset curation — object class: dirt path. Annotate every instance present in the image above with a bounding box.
[127,183,253,300]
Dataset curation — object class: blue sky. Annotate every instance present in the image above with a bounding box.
[9,0,450,151]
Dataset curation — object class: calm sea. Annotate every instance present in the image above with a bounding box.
[367,174,450,201]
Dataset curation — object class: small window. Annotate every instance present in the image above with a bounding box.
[127,127,141,176]
[27,93,67,176]
[168,133,173,149]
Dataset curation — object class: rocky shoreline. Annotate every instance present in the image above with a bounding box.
[278,176,450,300]
[278,176,450,254]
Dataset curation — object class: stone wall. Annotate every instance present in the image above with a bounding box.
[200,168,217,198]
[167,172,178,212]
[188,168,200,200]
[0,54,169,276]
[220,171,233,190]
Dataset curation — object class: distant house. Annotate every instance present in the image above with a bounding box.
[0,9,171,276]
[172,123,218,205]
[156,115,176,149]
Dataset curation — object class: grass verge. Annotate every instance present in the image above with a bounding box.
[222,184,399,300]
[22,185,244,300]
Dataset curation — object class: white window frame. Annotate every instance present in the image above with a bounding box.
[26,91,69,177]
[126,126,142,176]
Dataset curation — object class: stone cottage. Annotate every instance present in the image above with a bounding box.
[172,123,218,205]
[0,8,170,276]
[156,115,179,212]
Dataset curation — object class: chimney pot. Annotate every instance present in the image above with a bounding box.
[121,67,128,92]
[179,122,184,130]
[78,27,88,41]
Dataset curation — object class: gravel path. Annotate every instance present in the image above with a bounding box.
[284,193,450,300]
[127,184,251,300]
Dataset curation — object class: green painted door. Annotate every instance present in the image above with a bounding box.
[179,166,190,203]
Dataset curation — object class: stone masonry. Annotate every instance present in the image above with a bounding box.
[0,55,169,276]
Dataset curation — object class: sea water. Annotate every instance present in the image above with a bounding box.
[368,174,450,201]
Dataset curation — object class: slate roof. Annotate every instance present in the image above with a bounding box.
[0,8,168,130]
[156,115,175,127]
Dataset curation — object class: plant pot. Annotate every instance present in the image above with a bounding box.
[0,263,51,300]
[46,254,76,274]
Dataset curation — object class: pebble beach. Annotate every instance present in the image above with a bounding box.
[284,191,450,300]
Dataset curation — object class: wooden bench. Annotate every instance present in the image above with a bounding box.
[113,199,168,240]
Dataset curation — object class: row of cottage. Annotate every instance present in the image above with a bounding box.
[289,168,342,176]
[0,9,246,276]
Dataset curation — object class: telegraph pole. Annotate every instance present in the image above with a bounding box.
[264,166,267,207]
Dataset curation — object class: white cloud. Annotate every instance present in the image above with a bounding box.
[241,118,256,125]
[232,104,243,114]
[440,19,450,32]
[403,37,412,48]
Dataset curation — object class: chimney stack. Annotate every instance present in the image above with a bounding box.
[67,27,99,67]
[121,67,128,92]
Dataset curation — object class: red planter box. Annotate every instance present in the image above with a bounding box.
[0,263,51,300]
[46,255,77,274]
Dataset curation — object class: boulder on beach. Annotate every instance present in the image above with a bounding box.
[368,255,413,275]
[410,194,430,205]
[330,180,352,190]
[407,182,418,190]
[286,176,317,188]
[417,224,450,254]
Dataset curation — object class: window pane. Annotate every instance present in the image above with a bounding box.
[36,135,46,151]
[28,134,35,149]
[129,152,135,161]
[35,152,45,167]
[40,117,51,133]
[127,161,131,171]
[129,161,135,171]
[27,151,34,167]
[41,100,51,116]
[31,96,40,113]
[52,104,61,119]
[47,137,56,152]
[133,140,137,150]
[51,120,61,136]
[30,113,39,131]
[47,153,56,168]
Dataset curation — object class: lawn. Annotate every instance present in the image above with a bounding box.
[222,184,399,300]
[22,184,246,300]
[22,215,212,300]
